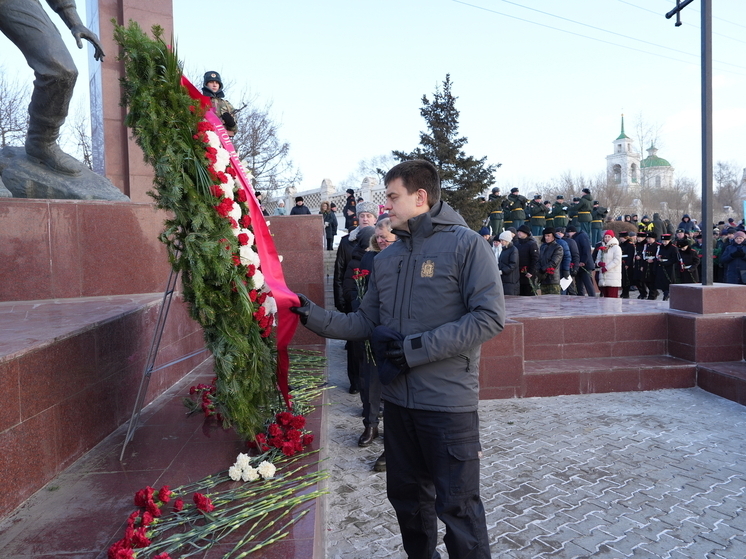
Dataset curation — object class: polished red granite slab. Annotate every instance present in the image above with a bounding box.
[0,357,326,559]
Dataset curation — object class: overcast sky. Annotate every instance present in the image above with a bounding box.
[2,0,744,193]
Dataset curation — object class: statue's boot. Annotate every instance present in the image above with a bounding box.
[25,124,82,177]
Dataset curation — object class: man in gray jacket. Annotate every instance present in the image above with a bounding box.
[292,160,504,558]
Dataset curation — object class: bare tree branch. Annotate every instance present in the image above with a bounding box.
[0,68,31,147]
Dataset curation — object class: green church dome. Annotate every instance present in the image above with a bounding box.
[641,145,671,168]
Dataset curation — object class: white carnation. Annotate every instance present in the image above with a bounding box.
[240,245,260,267]
[235,453,251,469]
[224,175,235,191]
[241,466,259,482]
[205,130,220,149]
[228,203,243,224]
[257,461,276,480]
[228,465,242,481]
[252,269,265,291]
[222,182,234,199]
[215,147,230,171]
[262,295,277,315]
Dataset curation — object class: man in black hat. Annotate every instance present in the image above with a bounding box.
[655,233,679,301]
[486,186,505,235]
[202,71,237,136]
[343,188,357,231]
[289,196,311,215]
[528,194,548,236]
[506,187,528,230]
[619,230,636,298]
[551,195,568,228]
[640,232,660,300]
[515,224,539,296]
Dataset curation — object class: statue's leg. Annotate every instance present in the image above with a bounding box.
[0,0,82,175]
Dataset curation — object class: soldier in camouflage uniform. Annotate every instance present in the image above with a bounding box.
[202,71,238,137]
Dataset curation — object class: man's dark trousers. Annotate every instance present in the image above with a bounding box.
[384,401,491,559]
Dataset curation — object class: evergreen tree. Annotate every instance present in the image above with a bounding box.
[392,74,499,229]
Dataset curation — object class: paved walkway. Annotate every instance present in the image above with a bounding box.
[324,338,746,559]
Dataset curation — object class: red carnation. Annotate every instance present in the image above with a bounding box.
[276,411,293,426]
[173,498,184,512]
[249,289,258,302]
[247,264,256,277]
[238,232,249,246]
[240,214,251,228]
[225,165,237,177]
[134,486,155,508]
[290,415,306,429]
[236,189,248,203]
[302,434,314,446]
[197,121,214,133]
[193,493,214,513]
[232,254,242,266]
[146,499,162,518]
[157,485,172,503]
[154,554,173,559]
[131,526,151,548]
[210,185,223,198]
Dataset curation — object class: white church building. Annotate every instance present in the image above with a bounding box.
[606,115,674,191]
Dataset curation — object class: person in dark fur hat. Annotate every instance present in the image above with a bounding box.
[202,71,237,136]
[538,227,563,294]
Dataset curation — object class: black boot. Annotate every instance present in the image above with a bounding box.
[373,451,386,472]
[358,425,379,447]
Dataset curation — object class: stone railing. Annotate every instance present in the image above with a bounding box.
[263,176,387,220]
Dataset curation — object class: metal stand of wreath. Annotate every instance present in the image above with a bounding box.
[120,264,207,461]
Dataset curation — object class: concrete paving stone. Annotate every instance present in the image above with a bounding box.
[669,536,729,558]
[323,338,746,558]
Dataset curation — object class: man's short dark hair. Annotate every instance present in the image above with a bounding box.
[384,160,441,207]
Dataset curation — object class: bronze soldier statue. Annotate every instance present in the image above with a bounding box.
[0,0,105,176]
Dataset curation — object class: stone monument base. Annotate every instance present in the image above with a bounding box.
[0,146,129,201]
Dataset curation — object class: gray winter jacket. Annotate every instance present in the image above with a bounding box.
[305,201,505,412]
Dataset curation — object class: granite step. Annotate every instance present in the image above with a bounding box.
[697,361,746,406]
[522,355,696,398]
[0,294,205,518]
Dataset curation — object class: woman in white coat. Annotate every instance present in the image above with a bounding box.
[595,229,622,298]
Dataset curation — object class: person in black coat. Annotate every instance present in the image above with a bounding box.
[720,230,746,284]
[654,234,679,301]
[497,231,519,295]
[514,225,539,296]
[343,189,357,231]
[677,239,700,283]
[319,201,338,250]
[566,226,595,296]
[619,231,637,298]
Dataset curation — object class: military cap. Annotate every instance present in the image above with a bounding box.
[510,187,519,193]
[203,71,223,88]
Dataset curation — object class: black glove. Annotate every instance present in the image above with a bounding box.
[734,247,745,258]
[289,293,311,325]
[221,112,236,129]
[562,270,570,279]
[385,339,408,371]
[371,326,409,385]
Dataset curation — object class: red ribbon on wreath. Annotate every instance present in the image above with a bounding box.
[181,77,297,409]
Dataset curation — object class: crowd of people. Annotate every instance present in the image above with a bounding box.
[482,190,746,297]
